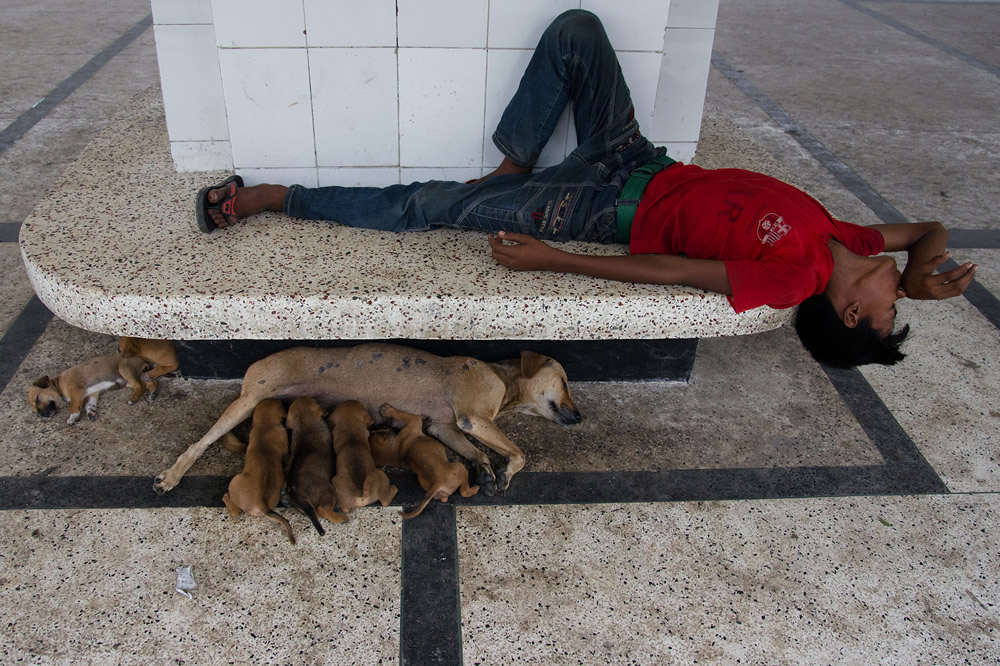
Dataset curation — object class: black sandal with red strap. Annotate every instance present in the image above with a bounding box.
[195,174,244,233]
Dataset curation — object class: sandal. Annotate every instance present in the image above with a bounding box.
[195,175,244,233]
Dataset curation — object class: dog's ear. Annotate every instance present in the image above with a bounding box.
[32,376,50,389]
[118,337,134,356]
[520,351,552,378]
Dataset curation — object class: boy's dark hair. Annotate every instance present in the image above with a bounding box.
[794,294,910,368]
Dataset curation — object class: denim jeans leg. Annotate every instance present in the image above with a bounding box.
[492,9,637,167]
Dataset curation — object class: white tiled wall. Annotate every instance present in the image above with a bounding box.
[153,0,720,181]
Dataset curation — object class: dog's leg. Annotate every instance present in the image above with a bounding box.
[143,362,179,382]
[153,396,259,494]
[84,394,100,421]
[456,415,525,492]
[315,504,349,525]
[66,394,84,425]
[427,423,497,496]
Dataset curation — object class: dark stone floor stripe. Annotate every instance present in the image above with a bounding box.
[947,229,1000,249]
[0,296,53,394]
[839,0,1000,79]
[0,222,21,243]
[400,503,463,666]
[0,14,152,155]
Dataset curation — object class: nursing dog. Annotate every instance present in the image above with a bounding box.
[153,343,581,495]
[29,353,153,425]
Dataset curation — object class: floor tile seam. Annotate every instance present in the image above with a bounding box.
[839,0,1000,79]
[0,13,152,156]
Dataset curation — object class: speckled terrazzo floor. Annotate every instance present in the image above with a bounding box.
[4,1,1000,664]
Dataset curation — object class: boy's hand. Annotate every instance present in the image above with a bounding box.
[901,251,978,300]
[488,231,560,271]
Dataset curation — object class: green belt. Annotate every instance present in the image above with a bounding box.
[615,153,676,243]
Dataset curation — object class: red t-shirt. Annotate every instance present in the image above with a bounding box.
[629,164,885,313]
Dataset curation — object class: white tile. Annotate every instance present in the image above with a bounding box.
[483,49,570,168]
[666,0,719,28]
[212,0,306,48]
[401,167,483,183]
[152,0,214,25]
[651,28,715,143]
[154,25,230,142]
[487,0,580,49]
[304,0,396,47]
[218,49,315,169]
[581,0,670,51]
[169,140,234,171]
[398,49,487,168]
[310,48,398,167]
[237,167,319,188]
[398,0,488,48]
[646,141,696,163]
[318,167,401,187]
[618,51,663,139]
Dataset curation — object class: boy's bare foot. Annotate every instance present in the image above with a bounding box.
[466,157,532,185]
[202,180,288,230]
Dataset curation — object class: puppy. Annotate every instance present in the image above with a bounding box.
[154,343,582,495]
[329,400,397,517]
[118,337,179,401]
[371,404,478,518]
[285,397,347,534]
[29,353,152,425]
[222,399,296,544]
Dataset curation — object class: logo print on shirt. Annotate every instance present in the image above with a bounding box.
[757,213,791,246]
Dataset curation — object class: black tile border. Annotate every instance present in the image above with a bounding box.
[0,222,21,243]
[0,14,153,156]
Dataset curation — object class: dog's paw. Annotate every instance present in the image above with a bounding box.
[495,468,510,495]
[66,413,80,425]
[475,464,498,497]
[86,408,98,421]
[141,372,152,382]
[152,473,175,495]
[146,391,158,403]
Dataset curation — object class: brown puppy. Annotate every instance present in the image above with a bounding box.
[29,353,152,425]
[371,404,479,518]
[285,397,347,534]
[222,399,295,544]
[329,400,397,517]
[117,337,179,401]
[154,343,581,495]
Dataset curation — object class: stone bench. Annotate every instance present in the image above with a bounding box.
[19,87,793,381]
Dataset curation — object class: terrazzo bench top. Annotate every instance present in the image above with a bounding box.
[19,87,793,341]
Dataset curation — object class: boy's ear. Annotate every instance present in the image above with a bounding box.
[842,301,861,328]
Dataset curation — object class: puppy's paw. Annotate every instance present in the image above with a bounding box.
[146,391,158,403]
[66,413,80,426]
[141,372,152,382]
[86,408,98,421]
[475,464,497,497]
[127,399,138,405]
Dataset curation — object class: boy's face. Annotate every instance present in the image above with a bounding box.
[855,255,907,336]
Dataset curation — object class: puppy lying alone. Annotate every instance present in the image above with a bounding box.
[371,404,479,518]
[29,352,152,425]
[222,399,296,544]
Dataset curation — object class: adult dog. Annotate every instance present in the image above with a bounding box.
[153,343,581,495]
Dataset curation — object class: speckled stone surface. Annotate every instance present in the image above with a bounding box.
[457,496,1000,664]
[0,507,401,664]
[19,87,793,341]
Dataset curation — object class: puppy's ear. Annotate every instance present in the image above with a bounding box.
[519,351,552,378]
[33,376,50,389]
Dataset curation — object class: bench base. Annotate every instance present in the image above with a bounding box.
[175,339,699,382]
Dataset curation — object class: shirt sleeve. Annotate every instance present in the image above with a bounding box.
[724,255,821,313]
[833,220,885,256]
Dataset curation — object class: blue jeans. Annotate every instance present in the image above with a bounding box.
[284,9,658,244]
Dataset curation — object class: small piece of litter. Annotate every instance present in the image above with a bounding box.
[175,565,197,599]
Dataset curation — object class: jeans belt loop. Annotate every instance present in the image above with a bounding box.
[615,153,676,243]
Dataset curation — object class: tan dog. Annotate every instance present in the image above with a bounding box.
[371,404,479,518]
[118,337,179,401]
[222,399,296,544]
[285,397,347,534]
[29,353,154,425]
[153,343,581,495]
[329,400,397,517]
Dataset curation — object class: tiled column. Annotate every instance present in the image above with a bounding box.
[152,0,720,183]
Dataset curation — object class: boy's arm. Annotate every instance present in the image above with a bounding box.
[488,232,732,295]
[872,222,977,299]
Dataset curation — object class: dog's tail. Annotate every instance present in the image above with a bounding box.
[400,487,447,519]
[267,509,296,545]
[221,432,247,454]
[288,495,325,536]
[315,504,349,525]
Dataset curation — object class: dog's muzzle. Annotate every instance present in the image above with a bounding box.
[552,402,582,425]
[37,402,57,418]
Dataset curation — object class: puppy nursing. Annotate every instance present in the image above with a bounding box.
[371,404,479,518]
[330,401,398,516]
[222,399,296,544]
[285,397,346,534]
